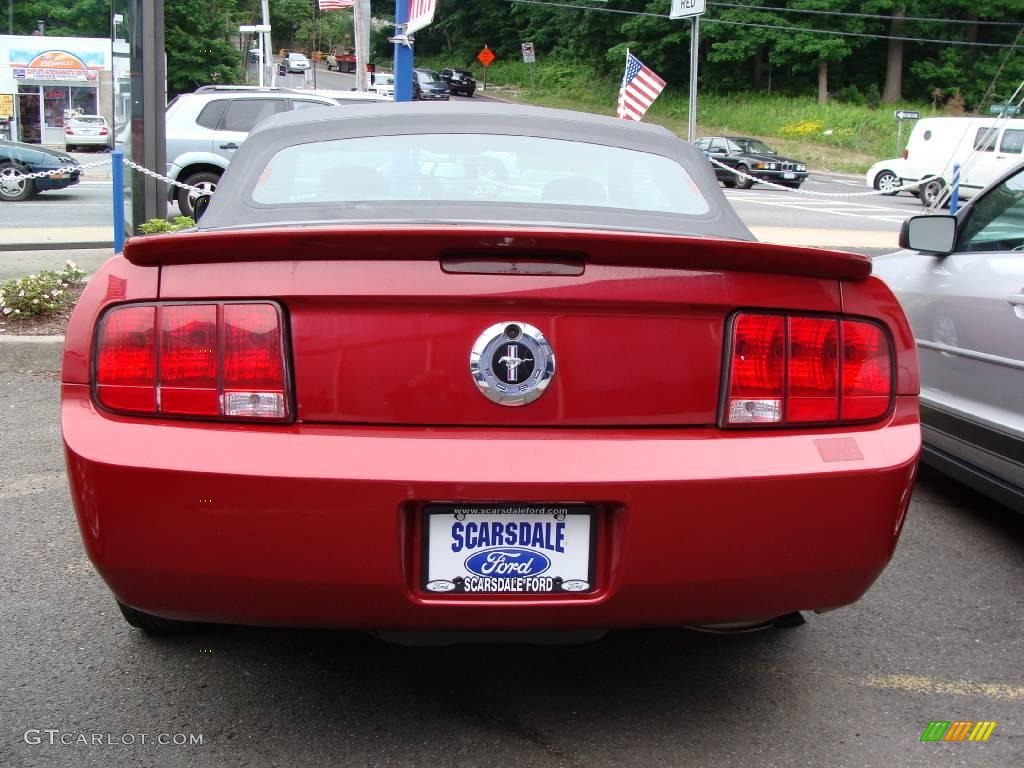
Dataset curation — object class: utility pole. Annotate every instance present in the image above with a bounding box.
[354,0,370,91]
[261,0,273,87]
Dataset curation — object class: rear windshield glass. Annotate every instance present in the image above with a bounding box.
[251,133,710,215]
[72,116,106,125]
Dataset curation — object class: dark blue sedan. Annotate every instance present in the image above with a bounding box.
[0,139,81,201]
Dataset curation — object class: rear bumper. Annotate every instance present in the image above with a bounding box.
[62,385,919,630]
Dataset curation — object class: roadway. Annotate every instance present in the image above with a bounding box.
[0,370,1022,768]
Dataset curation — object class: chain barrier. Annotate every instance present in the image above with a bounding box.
[1,152,935,202]
[706,156,938,199]
[1,157,206,194]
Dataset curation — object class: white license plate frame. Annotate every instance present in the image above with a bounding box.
[422,503,597,595]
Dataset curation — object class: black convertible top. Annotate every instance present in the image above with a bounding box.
[197,101,753,241]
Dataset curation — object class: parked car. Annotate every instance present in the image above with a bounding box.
[63,102,920,638]
[165,87,365,217]
[370,72,395,98]
[439,68,476,97]
[413,68,449,101]
[63,114,112,151]
[900,116,1024,207]
[866,157,919,196]
[874,162,1024,514]
[0,138,81,201]
[695,136,808,189]
[248,48,261,64]
[284,52,310,73]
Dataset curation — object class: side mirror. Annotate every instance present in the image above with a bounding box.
[192,193,212,222]
[899,214,957,255]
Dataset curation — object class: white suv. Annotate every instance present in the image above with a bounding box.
[165,87,357,217]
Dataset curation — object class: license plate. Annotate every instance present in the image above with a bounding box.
[423,503,596,594]
[784,172,796,179]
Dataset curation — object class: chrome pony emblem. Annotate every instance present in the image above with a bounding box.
[470,322,555,406]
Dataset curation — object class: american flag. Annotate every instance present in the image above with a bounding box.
[616,51,666,121]
[406,0,437,34]
[319,0,353,9]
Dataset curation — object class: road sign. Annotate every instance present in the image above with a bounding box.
[239,24,271,33]
[894,110,920,120]
[522,42,535,64]
[989,104,1022,115]
[477,46,495,67]
[670,0,706,19]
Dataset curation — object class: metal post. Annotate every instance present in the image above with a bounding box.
[896,120,902,156]
[261,0,272,87]
[393,0,413,102]
[530,63,535,96]
[951,163,960,214]
[112,149,126,253]
[257,33,265,87]
[688,17,699,141]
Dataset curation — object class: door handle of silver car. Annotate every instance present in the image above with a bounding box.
[1008,293,1024,306]
[219,143,238,150]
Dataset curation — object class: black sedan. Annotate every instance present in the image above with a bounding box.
[413,68,450,101]
[0,139,81,201]
[440,68,476,97]
[695,136,808,190]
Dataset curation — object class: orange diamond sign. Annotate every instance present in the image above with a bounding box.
[477,46,495,67]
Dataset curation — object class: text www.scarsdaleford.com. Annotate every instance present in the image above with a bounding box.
[451,506,569,516]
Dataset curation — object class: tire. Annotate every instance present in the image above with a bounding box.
[735,164,754,190]
[921,178,946,208]
[722,178,737,189]
[117,601,207,634]
[0,162,35,201]
[874,170,900,196]
[176,170,220,219]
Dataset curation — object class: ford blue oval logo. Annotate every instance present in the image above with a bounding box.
[464,547,550,578]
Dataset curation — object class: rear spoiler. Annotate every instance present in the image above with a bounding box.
[124,225,872,281]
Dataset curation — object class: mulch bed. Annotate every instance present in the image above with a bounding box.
[0,284,85,337]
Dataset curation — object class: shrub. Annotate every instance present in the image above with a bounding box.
[0,262,86,319]
[137,215,196,235]
[865,82,881,109]
[837,85,864,106]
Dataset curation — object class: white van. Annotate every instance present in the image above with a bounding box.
[900,116,1024,206]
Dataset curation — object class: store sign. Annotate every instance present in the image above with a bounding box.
[9,49,101,82]
[0,94,13,117]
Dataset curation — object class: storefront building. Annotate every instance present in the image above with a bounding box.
[0,35,112,145]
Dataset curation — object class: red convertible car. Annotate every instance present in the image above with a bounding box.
[62,103,920,637]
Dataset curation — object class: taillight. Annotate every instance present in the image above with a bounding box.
[94,302,290,421]
[724,312,892,427]
[100,127,109,135]
[65,126,74,135]
[903,148,908,160]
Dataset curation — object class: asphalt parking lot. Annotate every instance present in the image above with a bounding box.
[2,369,1022,768]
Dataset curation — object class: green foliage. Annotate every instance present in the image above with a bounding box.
[0,263,86,319]
[137,216,196,235]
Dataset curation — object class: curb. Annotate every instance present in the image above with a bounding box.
[0,242,113,252]
[0,335,64,373]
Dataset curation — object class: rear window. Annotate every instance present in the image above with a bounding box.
[72,116,105,125]
[1000,129,1024,154]
[251,133,710,216]
[221,99,287,132]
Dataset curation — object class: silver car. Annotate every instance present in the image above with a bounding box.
[874,161,1024,512]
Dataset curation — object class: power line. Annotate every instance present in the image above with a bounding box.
[501,0,1023,48]
[710,2,1024,28]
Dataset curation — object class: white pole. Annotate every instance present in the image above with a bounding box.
[261,0,273,87]
[354,0,370,91]
[688,16,699,141]
[258,33,265,87]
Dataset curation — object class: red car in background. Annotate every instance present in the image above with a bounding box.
[61,103,920,638]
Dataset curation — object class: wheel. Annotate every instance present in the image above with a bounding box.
[735,164,754,190]
[921,178,946,207]
[176,170,220,219]
[722,178,737,189]
[117,601,207,634]
[874,170,900,196]
[0,162,35,201]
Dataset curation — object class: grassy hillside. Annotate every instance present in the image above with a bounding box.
[413,57,943,174]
